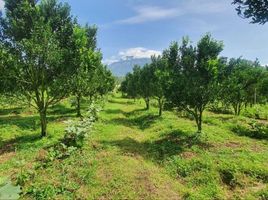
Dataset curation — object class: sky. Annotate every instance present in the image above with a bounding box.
[1,0,268,65]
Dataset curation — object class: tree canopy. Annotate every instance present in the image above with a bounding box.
[0,0,114,137]
[233,0,268,24]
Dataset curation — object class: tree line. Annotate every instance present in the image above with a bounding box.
[120,34,268,134]
[0,0,115,137]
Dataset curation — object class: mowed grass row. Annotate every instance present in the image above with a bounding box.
[0,94,268,199]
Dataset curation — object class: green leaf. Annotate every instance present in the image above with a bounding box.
[0,180,21,200]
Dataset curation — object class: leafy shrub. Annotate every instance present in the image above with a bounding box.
[242,104,268,120]
[249,121,268,139]
[27,181,79,199]
[16,170,35,186]
[27,184,59,199]
[47,143,77,161]
[232,121,268,140]
[219,168,239,188]
[63,102,101,147]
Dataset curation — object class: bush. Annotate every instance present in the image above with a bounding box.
[63,102,101,147]
[249,121,268,139]
[232,121,268,140]
[242,104,268,120]
[219,168,239,188]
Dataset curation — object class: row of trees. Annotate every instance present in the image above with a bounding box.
[0,0,115,137]
[121,34,268,133]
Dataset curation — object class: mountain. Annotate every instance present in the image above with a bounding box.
[108,57,151,77]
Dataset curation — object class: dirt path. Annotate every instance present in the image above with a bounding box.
[89,97,184,199]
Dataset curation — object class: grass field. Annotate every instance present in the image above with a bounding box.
[0,94,268,199]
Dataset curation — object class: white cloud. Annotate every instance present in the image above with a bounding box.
[103,56,120,65]
[116,6,182,24]
[103,47,161,65]
[119,47,161,59]
[113,1,229,25]
[0,0,4,11]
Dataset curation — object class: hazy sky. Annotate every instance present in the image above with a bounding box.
[2,0,268,65]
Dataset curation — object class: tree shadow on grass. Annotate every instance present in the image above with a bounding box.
[108,99,135,105]
[0,115,40,130]
[104,107,160,130]
[231,124,268,140]
[0,114,73,131]
[0,113,74,155]
[104,109,126,115]
[100,130,212,162]
[0,134,41,155]
[48,104,76,116]
[0,107,23,116]
[123,108,148,117]
[109,114,160,130]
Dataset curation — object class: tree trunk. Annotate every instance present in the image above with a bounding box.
[233,103,240,116]
[194,108,203,133]
[39,109,47,137]
[197,115,202,133]
[254,88,257,105]
[237,103,241,115]
[145,98,150,110]
[76,94,82,117]
[158,98,163,117]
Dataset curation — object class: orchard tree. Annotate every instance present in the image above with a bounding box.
[0,0,76,137]
[139,64,154,110]
[233,0,268,24]
[95,65,115,97]
[70,25,102,117]
[221,58,264,115]
[258,69,268,102]
[121,66,141,100]
[166,34,224,133]
[120,66,141,100]
[120,73,131,96]
[151,55,169,116]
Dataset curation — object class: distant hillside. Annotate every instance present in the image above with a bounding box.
[108,58,151,76]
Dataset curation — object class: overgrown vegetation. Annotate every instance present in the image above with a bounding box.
[0,0,267,199]
[120,35,268,134]
[0,95,267,199]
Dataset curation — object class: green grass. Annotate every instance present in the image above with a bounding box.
[0,94,267,199]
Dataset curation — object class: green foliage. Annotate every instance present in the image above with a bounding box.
[0,0,77,137]
[63,102,101,147]
[120,65,142,99]
[219,167,240,187]
[256,187,268,200]
[0,0,115,136]
[0,178,21,200]
[242,104,268,120]
[232,120,268,140]
[221,58,264,115]
[166,156,212,178]
[16,162,35,186]
[233,0,268,24]
[166,34,224,133]
[0,94,268,199]
[70,25,109,117]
